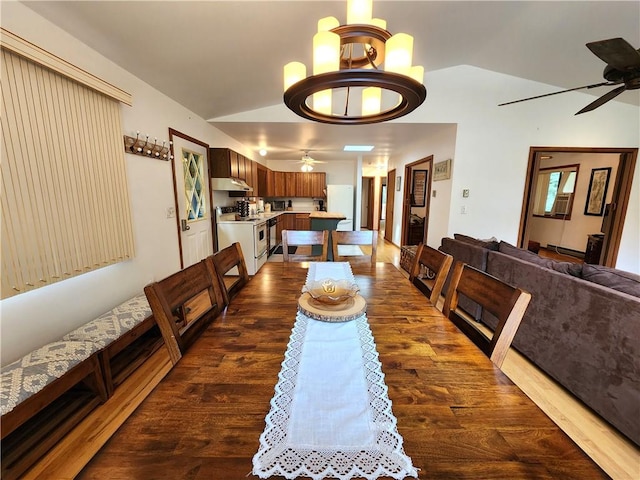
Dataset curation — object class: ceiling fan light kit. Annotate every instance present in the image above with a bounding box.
[499,37,640,115]
[283,0,427,125]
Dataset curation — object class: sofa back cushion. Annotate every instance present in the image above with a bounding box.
[498,241,582,277]
[581,263,640,298]
[454,233,499,251]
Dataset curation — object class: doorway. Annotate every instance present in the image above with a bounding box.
[401,156,433,247]
[518,147,637,267]
[385,170,396,243]
[168,128,214,269]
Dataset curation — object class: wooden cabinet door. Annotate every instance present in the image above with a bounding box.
[311,172,326,197]
[284,213,296,230]
[273,172,287,197]
[284,172,297,197]
[295,213,310,230]
[210,148,232,178]
[296,173,312,197]
[229,150,240,178]
[266,169,275,196]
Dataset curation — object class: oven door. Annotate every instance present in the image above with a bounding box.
[254,222,268,258]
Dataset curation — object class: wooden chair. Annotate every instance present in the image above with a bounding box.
[408,243,453,306]
[144,259,225,365]
[331,230,377,265]
[208,242,250,306]
[282,230,329,262]
[442,261,531,368]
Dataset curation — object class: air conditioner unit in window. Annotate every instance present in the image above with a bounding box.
[551,193,572,216]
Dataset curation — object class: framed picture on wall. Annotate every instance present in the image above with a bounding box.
[584,167,611,216]
[411,170,427,207]
[433,159,451,181]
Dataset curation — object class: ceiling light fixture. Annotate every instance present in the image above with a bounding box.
[283,0,426,125]
[301,161,314,172]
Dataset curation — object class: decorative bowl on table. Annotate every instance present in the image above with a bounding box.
[302,279,360,305]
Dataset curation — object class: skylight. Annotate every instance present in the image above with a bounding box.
[343,145,374,152]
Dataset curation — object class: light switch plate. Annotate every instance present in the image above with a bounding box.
[462,189,470,198]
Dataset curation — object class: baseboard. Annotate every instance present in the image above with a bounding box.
[545,244,585,259]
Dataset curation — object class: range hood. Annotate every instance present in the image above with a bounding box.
[210,177,253,192]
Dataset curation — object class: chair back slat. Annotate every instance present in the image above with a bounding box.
[442,261,531,368]
[409,243,453,305]
[331,230,377,265]
[282,230,328,262]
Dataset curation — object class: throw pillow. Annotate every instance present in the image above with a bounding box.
[581,264,640,298]
[454,233,499,250]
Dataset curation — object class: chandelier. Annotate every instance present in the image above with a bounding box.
[283,0,426,125]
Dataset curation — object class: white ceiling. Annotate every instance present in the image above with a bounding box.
[21,1,640,164]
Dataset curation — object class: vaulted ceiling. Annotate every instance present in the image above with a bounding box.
[21,1,640,164]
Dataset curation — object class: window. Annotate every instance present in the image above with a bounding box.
[533,165,579,219]
[1,34,133,299]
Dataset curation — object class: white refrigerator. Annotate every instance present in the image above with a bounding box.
[327,184,354,231]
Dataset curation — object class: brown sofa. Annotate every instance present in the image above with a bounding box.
[439,235,640,446]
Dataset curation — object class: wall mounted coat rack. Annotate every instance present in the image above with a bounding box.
[123,132,173,160]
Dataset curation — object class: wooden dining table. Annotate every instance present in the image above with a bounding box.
[77,262,607,479]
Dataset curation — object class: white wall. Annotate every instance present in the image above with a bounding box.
[0,3,255,364]
[391,66,639,272]
[529,153,620,252]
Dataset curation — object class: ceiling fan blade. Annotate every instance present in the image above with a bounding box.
[575,85,627,115]
[498,82,611,107]
[586,38,640,70]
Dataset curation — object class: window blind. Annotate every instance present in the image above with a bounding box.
[1,48,135,299]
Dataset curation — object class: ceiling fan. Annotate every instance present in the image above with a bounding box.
[285,151,327,172]
[499,37,640,115]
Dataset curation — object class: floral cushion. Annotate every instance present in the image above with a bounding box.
[1,340,100,415]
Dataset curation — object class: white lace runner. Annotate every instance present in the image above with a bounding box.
[252,263,417,480]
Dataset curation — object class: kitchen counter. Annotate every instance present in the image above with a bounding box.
[216,211,318,224]
[308,211,346,220]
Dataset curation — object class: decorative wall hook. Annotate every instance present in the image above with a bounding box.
[123,131,173,161]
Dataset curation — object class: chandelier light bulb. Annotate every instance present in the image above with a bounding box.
[347,0,372,24]
[370,18,387,30]
[385,33,414,74]
[362,87,382,116]
[313,89,333,115]
[409,65,424,84]
[318,16,340,32]
[313,31,341,75]
[284,61,307,91]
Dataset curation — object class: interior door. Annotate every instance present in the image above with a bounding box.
[171,133,213,268]
[385,170,395,242]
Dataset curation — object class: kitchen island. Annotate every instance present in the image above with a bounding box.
[309,212,346,260]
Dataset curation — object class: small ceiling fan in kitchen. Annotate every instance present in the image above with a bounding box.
[291,151,327,172]
[499,37,640,114]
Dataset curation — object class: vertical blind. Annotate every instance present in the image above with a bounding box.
[1,48,135,299]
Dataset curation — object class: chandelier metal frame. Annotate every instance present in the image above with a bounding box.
[284,23,427,125]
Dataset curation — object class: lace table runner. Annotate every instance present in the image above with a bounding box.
[252,263,417,480]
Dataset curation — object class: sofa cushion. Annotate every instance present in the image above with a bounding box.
[581,264,640,298]
[454,233,499,251]
[498,241,581,277]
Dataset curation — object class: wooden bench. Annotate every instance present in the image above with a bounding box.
[63,293,163,395]
[1,293,164,479]
[1,341,107,480]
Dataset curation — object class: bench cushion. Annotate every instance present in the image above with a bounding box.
[62,293,152,348]
[1,340,100,415]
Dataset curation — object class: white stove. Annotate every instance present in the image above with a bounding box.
[216,210,267,275]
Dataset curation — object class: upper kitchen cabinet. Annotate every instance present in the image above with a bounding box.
[210,148,244,179]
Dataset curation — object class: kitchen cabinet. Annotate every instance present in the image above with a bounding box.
[276,214,285,242]
[256,164,268,198]
[211,148,244,179]
[272,172,287,197]
[295,213,310,230]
